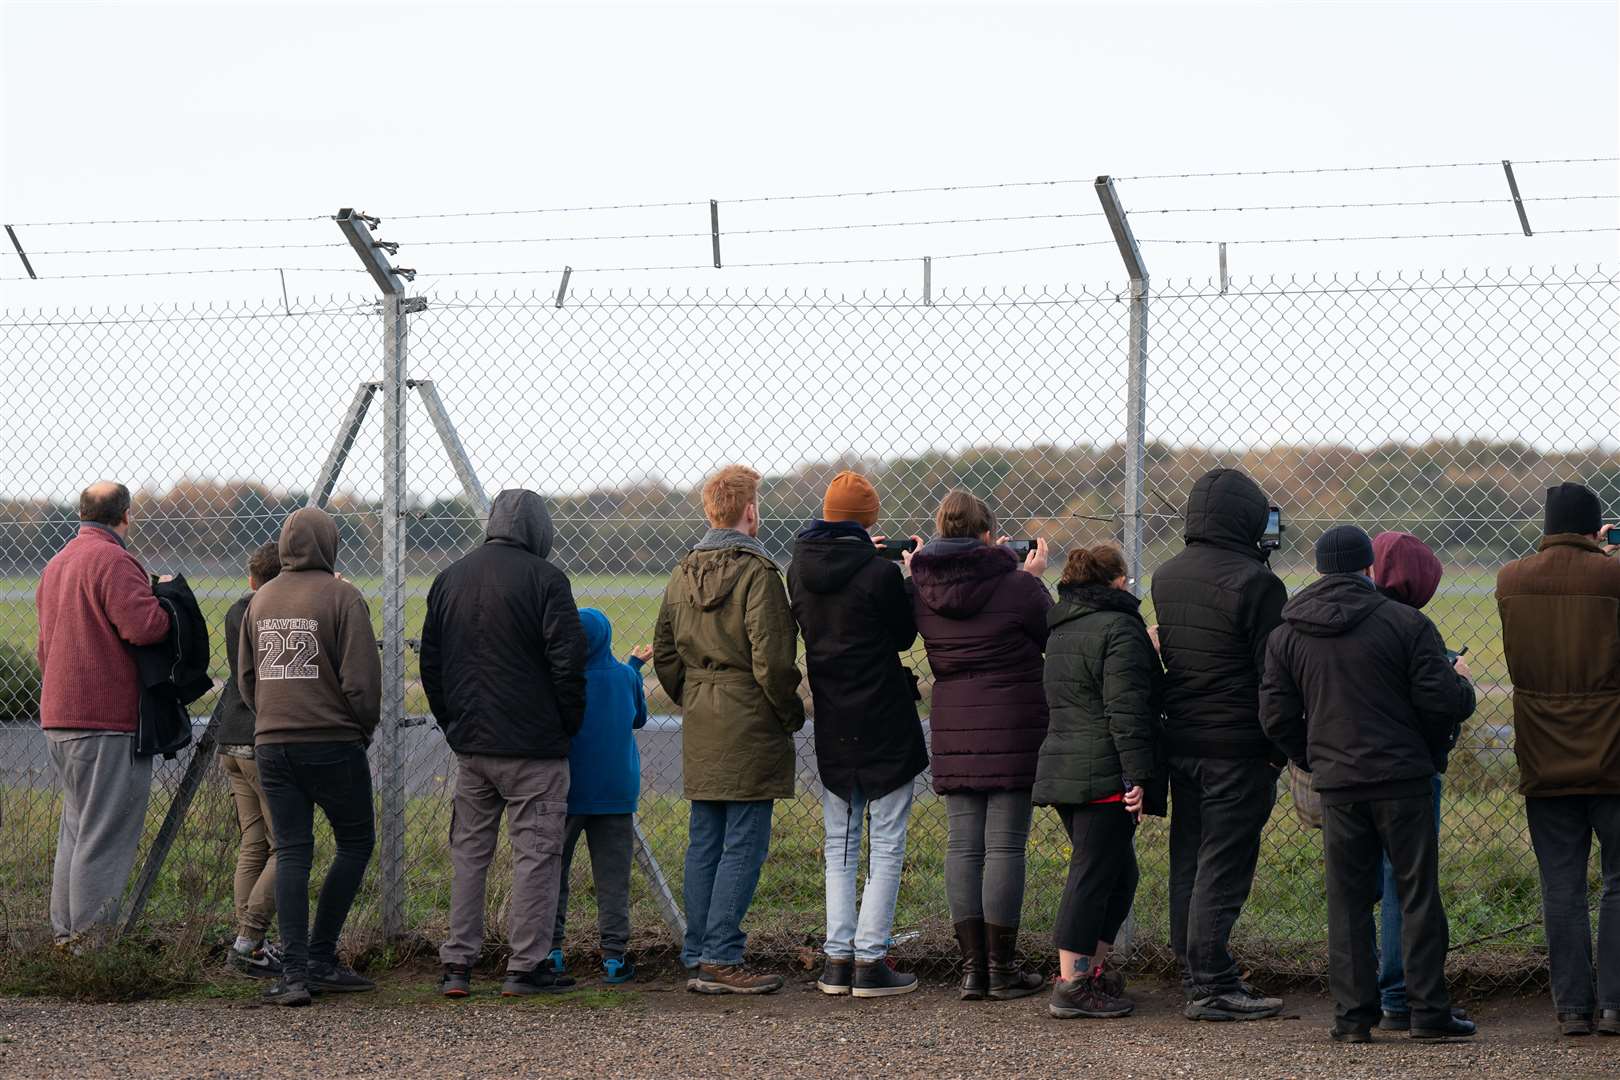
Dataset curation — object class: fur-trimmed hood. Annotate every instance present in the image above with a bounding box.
[910,537,1019,619]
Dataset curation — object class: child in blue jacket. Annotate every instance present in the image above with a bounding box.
[547,607,650,984]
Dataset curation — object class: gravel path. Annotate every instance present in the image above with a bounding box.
[1,972,1614,1079]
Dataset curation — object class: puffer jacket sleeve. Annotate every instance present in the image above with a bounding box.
[1244,571,1288,678]
[743,561,806,733]
[1103,619,1162,784]
[1018,573,1055,650]
[540,573,588,737]
[418,573,447,727]
[880,566,918,652]
[1407,616,1476,769]
[1259,628,1308,768]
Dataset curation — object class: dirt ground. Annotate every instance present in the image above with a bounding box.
[1,968,1615,1080]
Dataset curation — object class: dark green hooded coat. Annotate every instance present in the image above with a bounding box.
[654,543,805,801]
[1033,582,1166,812]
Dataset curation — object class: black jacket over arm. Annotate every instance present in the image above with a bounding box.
[420,490,587,759]
[788,520,927,803]
[1260,574,1475,805]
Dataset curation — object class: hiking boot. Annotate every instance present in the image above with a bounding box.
[816,956,853,996]
[229,940,283,980]
[263,977,313,1007]
[545,948,567,976]
[1184,987,1284,1021]
[1560,1012,1594,1036]
[954,919,989,1001]
[1599,1009,1620,1036]
[1410,1016,1477,1041]
[1330,1024,1372,1043]
[308,962,375,994]
[1381,1005,1469,1031]
[602,954,636,985]
[689,964,784,995]
[985,923,1044,1001]
[502,968,576,996]
[1049,974,1133,1020]
[852,958,918,999]
[440,964,471,998]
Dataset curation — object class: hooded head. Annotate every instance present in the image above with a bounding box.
[1183,468,1269,553]
[486,488,554,558]
[1372,531,1443,609]
[278,507,339,572]
[579,606,613,664]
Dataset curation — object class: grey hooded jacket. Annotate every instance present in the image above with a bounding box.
[419,489,587,758]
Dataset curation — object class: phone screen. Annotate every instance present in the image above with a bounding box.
[1261,507,1282,550]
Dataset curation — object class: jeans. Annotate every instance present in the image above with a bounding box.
[47,732,152,943]
[221,751,278,941]
[257,741,376,980]
[682,800,773,968]
[822,783,915,962]
[1376,774,1444,1013]
[1054,803,1138,957]
[440,754,569,973]
[1168,755,1278,998]
[1324,794,1453,1031]
[944,790,1033,926]
[1525,794,1620,1016]
[553,813,635,958]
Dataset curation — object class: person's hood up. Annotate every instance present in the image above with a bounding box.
[1183,467,1269,555]
[1049,581,1142,631]
[1281,573,1385,637]
[682,547,770,611]
[580,607,614,665]
[485,488,554,558]
[911,537,1016,618]
[278,507,338,572]
[1372,531,1443,610]
[792,519,876,593]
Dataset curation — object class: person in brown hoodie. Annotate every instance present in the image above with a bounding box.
[1497,483,1620,1037]
[239,506,381,1007]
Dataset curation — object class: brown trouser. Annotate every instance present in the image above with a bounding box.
[220,751,277,940]
[439,754,570,973]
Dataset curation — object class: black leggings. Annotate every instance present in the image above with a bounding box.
[1054,803,1138,957]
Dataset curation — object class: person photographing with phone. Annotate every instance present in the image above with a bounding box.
[1035,543,1164,1020]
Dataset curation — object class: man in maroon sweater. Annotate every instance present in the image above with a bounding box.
[35,482,171,944]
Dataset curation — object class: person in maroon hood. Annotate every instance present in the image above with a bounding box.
[1370,531,1471,1032]
[910,490,1052,1003]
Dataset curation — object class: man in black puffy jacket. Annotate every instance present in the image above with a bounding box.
[1261,525,1476,1043]
[420,488,587,997]
[1150,467,1287,1020]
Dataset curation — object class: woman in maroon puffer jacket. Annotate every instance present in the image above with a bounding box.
[910,490,1053,1003]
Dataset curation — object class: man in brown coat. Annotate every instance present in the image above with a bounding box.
[1497,482,1620,1037]
[655,465,804,995]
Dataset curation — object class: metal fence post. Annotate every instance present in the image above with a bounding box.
[1094,176,1151,595]
[335,209,413,940]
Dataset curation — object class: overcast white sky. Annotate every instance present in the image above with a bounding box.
[1,0,1615,307]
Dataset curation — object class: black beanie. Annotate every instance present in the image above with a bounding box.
[1315,525,1375,574]
[1544,483,1601,536]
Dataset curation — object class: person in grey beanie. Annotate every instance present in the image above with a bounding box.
[1261,525,1476,1043]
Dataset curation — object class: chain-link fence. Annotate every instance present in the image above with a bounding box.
[0,265,1615,988]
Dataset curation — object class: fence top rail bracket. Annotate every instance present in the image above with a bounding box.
[335,208,407,296]
[1094,176,1149,288]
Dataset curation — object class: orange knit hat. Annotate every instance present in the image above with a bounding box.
[823,470,880,527]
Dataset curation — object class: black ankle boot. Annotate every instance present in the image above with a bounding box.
[953,918,989,1001]
[986,923,1044,1000]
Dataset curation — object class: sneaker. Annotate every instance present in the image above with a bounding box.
[1599,1009,1620,1036]
[307,962,376,994]
[263,977,313,1007]
[1560,1012,1594,1036]
[1381,1006,1469,1032]
[229,940,283,980]
[1184,988,1284,1022]
[1410,1016,1477,1041]
[689,964,784,995]
[545,948,567,976]
[852,958,918,999]
[817,957,853,996]
[502,968,576,996]
[1330,1024,1372,1044]
[602,954,636,985]
[440,964,471,999]
[1049,974,1133,1020]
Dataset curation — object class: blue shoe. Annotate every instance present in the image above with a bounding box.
[545,948,566,976]
[602,954,636,985]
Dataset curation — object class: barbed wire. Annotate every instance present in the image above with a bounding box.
[26,240,352,257]
[6,213,330,228]
[1117,156,1619,181]
[1142,225,1620,246]
[1132,193,1620,215]
[0,266,360,283]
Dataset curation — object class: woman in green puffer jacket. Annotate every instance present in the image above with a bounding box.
[1034,543,1165,1021]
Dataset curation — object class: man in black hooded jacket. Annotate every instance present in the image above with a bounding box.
[1261,525,1476,1042]
[1150,467,1287,1020]
[420,488,587,998]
